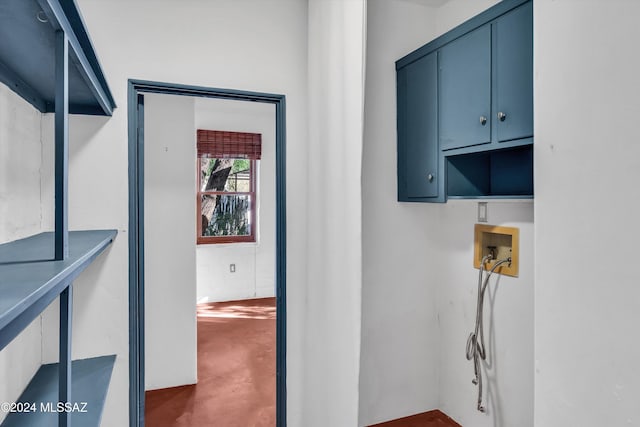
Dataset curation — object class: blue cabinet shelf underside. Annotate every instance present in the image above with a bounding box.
[0,355,116,427]
[446,145,533,197]
[0,230,117,351]
[0,0,115,115]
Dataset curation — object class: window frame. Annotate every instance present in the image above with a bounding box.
[196,157,257,245]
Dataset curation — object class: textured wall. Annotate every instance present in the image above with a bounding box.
[0,83,44,424]
[360,1,440,424]
[436,201,534,427]
[305,0,366,425]
[144,94,197,390]
[534,1,640,425]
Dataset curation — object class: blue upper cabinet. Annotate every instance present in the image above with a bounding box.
[439,1,533,152]
[397,52,440,200]
[396,0,533,202]
[495,1,533,143]
[439,25,492,151]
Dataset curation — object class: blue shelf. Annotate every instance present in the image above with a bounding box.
[0,230,117,351]
[0,0,115,115]
[0,355,116,427]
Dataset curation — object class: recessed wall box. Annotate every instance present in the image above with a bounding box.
[473,224,519,277]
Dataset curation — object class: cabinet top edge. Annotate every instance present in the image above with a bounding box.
[396,0,531,70]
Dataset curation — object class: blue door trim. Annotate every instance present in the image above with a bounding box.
[127,79,287,427]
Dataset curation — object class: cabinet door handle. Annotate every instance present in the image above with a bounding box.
[427,173,435,182]
[479,116,487,126]
[498,112,507,122]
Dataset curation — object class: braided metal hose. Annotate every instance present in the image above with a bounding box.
[466,255,511,412]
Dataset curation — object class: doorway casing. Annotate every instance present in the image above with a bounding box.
[127,80,286,427]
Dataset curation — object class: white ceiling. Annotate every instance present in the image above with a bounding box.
[400,0,451,7]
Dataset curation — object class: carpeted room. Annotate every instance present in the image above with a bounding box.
[143,94,278,426]
[145,298,276,427]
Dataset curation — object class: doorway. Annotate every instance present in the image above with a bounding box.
[127,80,286,427]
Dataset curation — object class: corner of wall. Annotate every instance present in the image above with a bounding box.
[359,0,440,425]
[0,83,46,424]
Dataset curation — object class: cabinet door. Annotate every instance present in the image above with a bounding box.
[397,52,439,199]
[439,25,491,150]
[495,1,533,142]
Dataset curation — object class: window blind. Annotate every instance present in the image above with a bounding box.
[197,129,262,159]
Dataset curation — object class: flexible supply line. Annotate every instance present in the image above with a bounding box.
[465,254,511,413]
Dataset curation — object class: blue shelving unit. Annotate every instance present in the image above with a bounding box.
[0,1,117,426]
[0,235,118,427]
[0,356,116,427]
[0,231,117,351]
[0,0,115,115]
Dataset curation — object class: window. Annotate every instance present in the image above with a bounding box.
[197,130,261,244]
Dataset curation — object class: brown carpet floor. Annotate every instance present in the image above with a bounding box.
[145,298,276,427]
[368,410,462,427]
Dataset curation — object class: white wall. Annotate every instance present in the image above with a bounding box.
[436,201,533,427]
[39,109,128,427]
[534,1,640,426]
[0,83,44,424]
[435,0,500,35]
[144,94,197,390]
[359,1,440,424]
[61,0,309,425]
[0,86,44,240]
[195,98,276,303]
[360,1,532,426]
[304,0,366,425]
